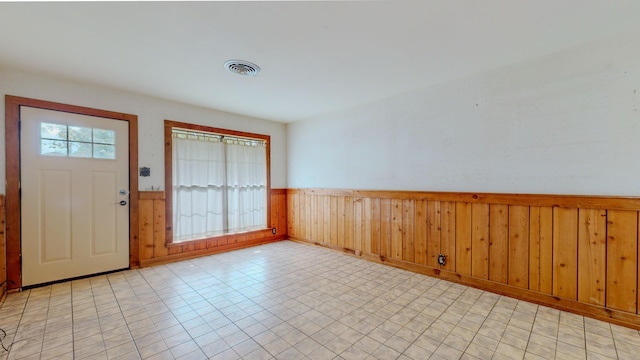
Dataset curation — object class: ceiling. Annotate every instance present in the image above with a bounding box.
[1,1,640,123]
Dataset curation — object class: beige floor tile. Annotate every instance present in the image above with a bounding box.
[0,241,631,360]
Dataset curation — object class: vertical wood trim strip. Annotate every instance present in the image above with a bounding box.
[455,202,472,275]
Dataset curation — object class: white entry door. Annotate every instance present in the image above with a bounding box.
[20,106,130,287]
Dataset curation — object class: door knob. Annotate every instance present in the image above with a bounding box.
[119,200,127,206]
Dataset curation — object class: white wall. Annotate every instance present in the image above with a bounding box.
[0,69,287,193]
[288,30,640,196]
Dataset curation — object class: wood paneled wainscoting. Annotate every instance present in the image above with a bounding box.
[138,189,287,266]
[0,195,6,302]
[287,189,640,329]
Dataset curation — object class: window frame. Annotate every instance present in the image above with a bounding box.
[164,120,271,246]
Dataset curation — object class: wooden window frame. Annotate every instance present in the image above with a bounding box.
[164,120,271,246]
[5,95,139,290]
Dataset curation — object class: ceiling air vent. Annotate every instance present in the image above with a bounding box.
[224,60,260,76]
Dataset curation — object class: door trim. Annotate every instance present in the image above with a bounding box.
[5,95,139,290]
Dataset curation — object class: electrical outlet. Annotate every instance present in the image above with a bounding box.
[272,227,277,234]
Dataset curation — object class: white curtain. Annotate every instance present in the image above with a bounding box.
[172,132,266,242]
[226,141,267,232]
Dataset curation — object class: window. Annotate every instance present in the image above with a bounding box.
[40,122,116,159]
[165,121,270,243]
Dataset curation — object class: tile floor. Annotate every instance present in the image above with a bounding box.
[0,241,639,360]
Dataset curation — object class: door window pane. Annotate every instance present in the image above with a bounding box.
[93,144,115,159]
[69,141,92,158]
[41,123,67,140]
[69,126,92,142]
[41,139,68,156]
[93,129,115,144]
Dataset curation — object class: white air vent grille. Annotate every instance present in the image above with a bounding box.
[224,60,260,76]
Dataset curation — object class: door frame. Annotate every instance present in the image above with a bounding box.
[5,95,140,290]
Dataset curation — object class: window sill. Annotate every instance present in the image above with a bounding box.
[166,227,272,248]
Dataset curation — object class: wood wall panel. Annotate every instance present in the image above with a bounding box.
[606,210,638,313]
[305,194,312,241]
[364,198,373,254]
[287,194,295,238]
[311,195,318,243]
[489,204,509,284]
[380,199,392,258]
[414,200,428,266]
[321,196,329,245]
[337,197,346,249]
[471,203,489,279]
[441,202,456,272]
[138,189,286,267]
[426,201,441,268]
[508,205,530,289]
[402,199,415,263]
[371,198,381,255]
[354,198,362,252]
[0,196,6,300]
[287,188,640,329]
[345,196,355,250]
[139,199,155,260]
[553,207,579,300]
[539,207,554,295]
[455,202,472,275]
[530,206,553,295]
[578,209,607,306]
[330,196,338,246]
[391,199,403,259]
[152,198,168,258]
[299,194,307,240]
